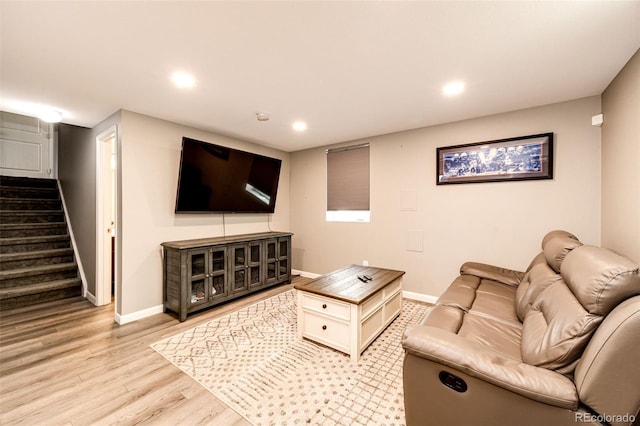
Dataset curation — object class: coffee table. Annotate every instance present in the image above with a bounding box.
[294,264,405,363]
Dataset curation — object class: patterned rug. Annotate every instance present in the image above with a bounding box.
[151,290,430,426]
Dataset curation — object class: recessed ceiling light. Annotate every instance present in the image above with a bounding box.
[292,121,307,132]
[38,109,63,123]
[443,81,465,96]
[171,71,196,89]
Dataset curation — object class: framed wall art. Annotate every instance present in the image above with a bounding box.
[436,132,553,185]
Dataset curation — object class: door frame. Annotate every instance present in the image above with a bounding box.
[96,126,118,306]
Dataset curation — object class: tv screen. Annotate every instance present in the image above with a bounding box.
[175,137,282,213]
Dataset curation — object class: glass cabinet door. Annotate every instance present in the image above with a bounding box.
[187,249,209,305]
[230,245,249,293]
[278,238,290,280]
[265,239,278,284]
[248,241,262,288]
[209,247,227,301]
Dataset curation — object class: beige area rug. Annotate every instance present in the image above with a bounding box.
[151,290,430,426]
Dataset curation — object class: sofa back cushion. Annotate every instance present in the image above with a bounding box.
[561,245,640,316]
[517,230,581,322]
[521,245,640,374]
[521,280,602,374]
[515,262,562,321]
[540,230,579,249]
[543,236,583,273]
[524,252,546,273]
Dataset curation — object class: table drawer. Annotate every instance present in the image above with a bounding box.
[361,306,384,348]
[301,311,350,352]
[361,291,383,318]
[384,292,402,323]
[300,293,351,321]
[383,278,402,299]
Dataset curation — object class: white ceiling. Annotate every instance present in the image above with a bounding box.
[1,1,639,152]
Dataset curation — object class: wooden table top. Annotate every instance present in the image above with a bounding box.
[161,231,292,249]
[293,264,405,305]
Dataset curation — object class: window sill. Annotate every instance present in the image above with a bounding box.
[326,210,370,223]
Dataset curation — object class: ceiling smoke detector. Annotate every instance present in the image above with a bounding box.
[256,112,270,122]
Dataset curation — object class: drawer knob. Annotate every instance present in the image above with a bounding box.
[322,325,327,330]
[322,304,327,309]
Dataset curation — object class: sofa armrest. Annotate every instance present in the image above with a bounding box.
[402,325,578,409]
[460,261,524,287]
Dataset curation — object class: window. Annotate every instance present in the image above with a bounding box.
[326,144,370,222]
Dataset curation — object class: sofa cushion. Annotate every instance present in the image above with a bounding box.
[458,314,522,361]
[419,305,464,333]
[561,245,640,316]
[515,262,562,321]
[471,281,520,325]
[436,275,479,312]
[460,262,523,287]
[521,280,602,374]
[543,236,583,273]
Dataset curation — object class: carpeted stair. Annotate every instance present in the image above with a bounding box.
[0,175,82,310]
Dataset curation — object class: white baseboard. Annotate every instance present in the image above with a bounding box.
[292,269,321,279]
[115,270,317,325]
[85,291,97,305]
[402,290,438,305]
[115,304,164,325]
[110,278,434,325]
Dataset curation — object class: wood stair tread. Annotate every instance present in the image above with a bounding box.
[0,209,64,214]
[0,235,70,244]
[0,262,78,280]
[0,176,57,187]
[0,248,74,261]
[0,278,81,299]
[0,222,66,229]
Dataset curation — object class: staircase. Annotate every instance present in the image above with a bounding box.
[0,176,82,310]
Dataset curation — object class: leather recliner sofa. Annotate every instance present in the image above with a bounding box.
[402,230,640,426]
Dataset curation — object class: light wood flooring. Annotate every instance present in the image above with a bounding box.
[0,277,311,425]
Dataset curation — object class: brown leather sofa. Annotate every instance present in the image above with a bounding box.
[402,231,640,426]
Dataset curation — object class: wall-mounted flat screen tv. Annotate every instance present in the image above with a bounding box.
[175,137,282,213]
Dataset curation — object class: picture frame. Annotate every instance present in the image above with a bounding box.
[436,132,553,185]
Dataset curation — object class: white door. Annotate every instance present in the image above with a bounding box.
[96,127,117,306]
[0,111,53,179]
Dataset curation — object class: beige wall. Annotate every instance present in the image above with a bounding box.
[118,111,290,316]
[290,96,602,298]
[601,49,640,263]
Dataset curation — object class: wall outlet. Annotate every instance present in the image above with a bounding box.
[363,260,369,266]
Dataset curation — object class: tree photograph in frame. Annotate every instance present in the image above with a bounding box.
[436,132,553,185]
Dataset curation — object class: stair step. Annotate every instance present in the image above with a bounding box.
[0,197,62,211]
[0,262,78,288]
[0,276,81,297]
[0,210,65,224]
[0,222,68,238]
[0,176,57,189]
[0,278,82,310]
[0,248,75,271]
[0,235,71,254]
[0,176,82,310]
[0,186,60,200]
